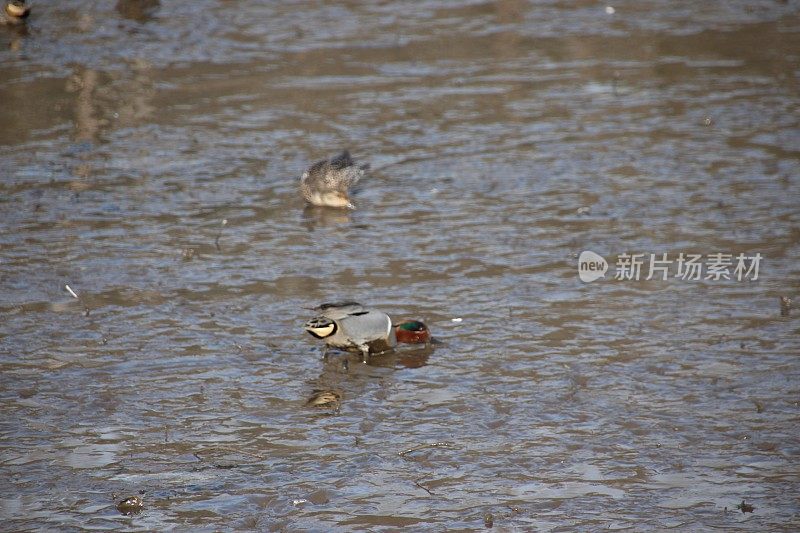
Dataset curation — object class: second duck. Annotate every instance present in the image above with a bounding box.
[300,151,365,209]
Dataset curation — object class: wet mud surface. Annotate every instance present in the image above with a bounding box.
[1,1,799,530]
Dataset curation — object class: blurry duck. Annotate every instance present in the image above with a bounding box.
[300,150,365,209]
[304,301,430,362]
[2,0,30,25]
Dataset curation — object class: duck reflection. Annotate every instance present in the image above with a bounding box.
[301,204,353,230]
[3,0,30,46]
[304,342,434,411]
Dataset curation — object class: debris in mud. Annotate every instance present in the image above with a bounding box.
[413,478,435,495]
[306,390,341,409]
[398,441,456,457]
[308,490,330,505]
[192,448,262,470]
[779,296,791,317]
[735,500,755,513]
[484,512,494,528]
[65,283,91,315]
[18,387,36,399]
[65,284,79,299]
[115,495,144,515]
[215,219,227,250]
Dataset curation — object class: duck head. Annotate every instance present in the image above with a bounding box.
[319,190,354,210]
[395,320,430,344]
[304,316,337,339]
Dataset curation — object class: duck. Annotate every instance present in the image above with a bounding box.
[2,0,30,25]
[306,390,341,410]
[300,150,365,209]
[303,301,430,362]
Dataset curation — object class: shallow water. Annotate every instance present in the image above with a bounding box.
[1,0,799,531]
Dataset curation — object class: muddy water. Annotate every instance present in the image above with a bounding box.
[2,1,799,530]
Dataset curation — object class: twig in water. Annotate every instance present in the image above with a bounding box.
[65,283,91,315]
[398,441,455,457]
[414,478,435,495]
[215,219,228,251]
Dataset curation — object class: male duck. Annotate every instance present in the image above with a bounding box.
[300,151,365,209]
[304,301,430,362]
[2,0,30,25]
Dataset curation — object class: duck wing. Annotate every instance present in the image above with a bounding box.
[301,152,364,193]
[338,310,393,346]
[325,151,364,190]
[315,301,365,319]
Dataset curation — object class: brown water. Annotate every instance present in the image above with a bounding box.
[2,1,800,531]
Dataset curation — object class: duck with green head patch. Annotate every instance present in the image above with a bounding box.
[303,301,430,362]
